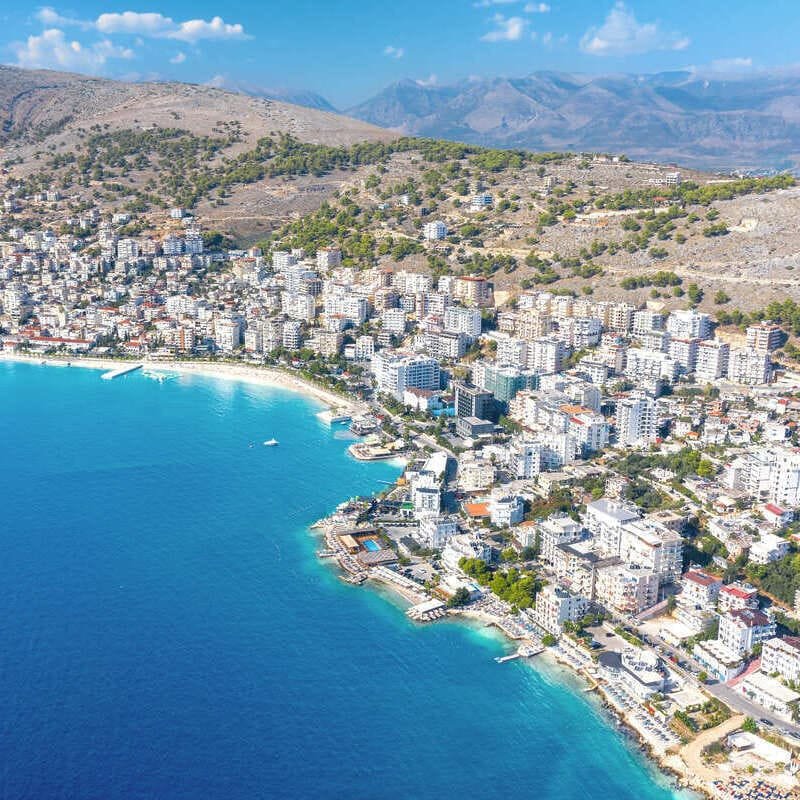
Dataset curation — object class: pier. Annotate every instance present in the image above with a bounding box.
[316,409,352,425]
[494,643,544,663]
[406,598,447,622]
[101,363,142,380]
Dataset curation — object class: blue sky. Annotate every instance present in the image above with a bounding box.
[2,1,799,107]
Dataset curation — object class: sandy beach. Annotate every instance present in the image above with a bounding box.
[0,352,359,413]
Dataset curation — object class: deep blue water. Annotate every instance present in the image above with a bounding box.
[0,361,686,800]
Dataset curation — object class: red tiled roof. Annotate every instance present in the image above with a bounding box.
[721,584,756,599]
[685,569,720,587]
[464,502,490,518]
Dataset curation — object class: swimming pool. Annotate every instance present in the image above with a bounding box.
[363,539,381,552]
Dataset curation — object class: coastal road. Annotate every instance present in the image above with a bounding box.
[631,626,800,739]
[709,682,800,738]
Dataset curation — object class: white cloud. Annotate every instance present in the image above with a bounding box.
[95,12,247,43]
[481,14,527,42]
[170,16,248,43]
[542,31,553,45]
[169,51,186,64]
[95,11,174,36]
[580,2,689,56]
[524,2,550,12]
[415,74,438,87]
[383,45,405,59]
[37,9,249,44]
[35,6,91,28]
[709,56,753,73]
[12,27,133,73]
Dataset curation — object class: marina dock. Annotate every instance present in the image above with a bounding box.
[101,363,142,380]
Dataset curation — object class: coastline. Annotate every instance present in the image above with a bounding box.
[0,352,358,413]
[5,354,749,799]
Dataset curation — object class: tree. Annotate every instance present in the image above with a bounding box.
[714,290,731,305]
[541,633,557,647]
[447,587,471,608]
[742,716,758,733]
[698,671,708,684]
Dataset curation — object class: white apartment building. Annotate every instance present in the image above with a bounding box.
[282,320,303,350]
[353,335,375,361]
[417,514,457,549]
[728,347,771,385]
[666,309,711,340]
[443,534,492,571]
[116,238,140,261]
[749,532,791,565]
[510,440,542,479]
[532,585,589,636]
[371,350,441,400]
[625,348,679,384]
[618,518,683,584]
[695,339,730,382]
[214,318,241,352]
[616,392,659,447]
[585,498,640,557]
[443,305,482,340]
[595,563,659,614]
[680,569,723,610]
[381,308,407,335]
[489,494,524,527]
[162,234,183,256]
[727,447,800,508]
[530,337,566,373]
[718,609,776,657]
[761,636,800,683]
[423,220,448,241]
[568,411,610,453]
[538,515,583,565]
[323,293,369,325]
[633,310,666,335]
[746,322,782,352]
[718,582,759,614]
[316,247,342,270]
[668,338,699,373]
[675,569,723,634]
[555,316,602,349]
[457,451,497,492]
[496,336,528,368]
[272,250,297,270]
[281,291,316,322]
[394,271,433,294]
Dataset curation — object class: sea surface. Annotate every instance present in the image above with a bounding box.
[0,361,688,799]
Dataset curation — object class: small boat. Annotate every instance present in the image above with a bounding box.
[263,438,279,447]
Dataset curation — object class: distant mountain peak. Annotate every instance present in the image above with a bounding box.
[348,70,800,170]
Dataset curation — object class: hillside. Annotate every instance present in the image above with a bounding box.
[0,66,388,148]
[3,67,800,314]
[348,72,800,171]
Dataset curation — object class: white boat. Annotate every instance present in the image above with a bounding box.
[263,438,279,447]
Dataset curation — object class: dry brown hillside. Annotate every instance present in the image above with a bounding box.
[0,65,392,153]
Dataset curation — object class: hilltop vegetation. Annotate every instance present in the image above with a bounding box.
[3,65,800,313]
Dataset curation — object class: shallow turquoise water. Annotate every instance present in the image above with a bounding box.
[0,361,686,799]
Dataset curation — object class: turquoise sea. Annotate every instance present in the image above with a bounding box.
[0,360,688,799]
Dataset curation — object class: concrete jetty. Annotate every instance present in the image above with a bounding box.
[101,363,142,380]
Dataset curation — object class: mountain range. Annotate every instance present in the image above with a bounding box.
[343,71,800,171]
[5,65,800,171]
